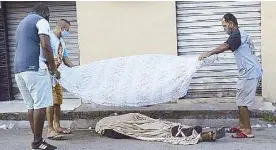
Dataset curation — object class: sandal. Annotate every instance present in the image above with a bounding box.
[231,132,255,138]
[55,127,72,134]
[47,130,65,140]
[47,134,65,140]
[226,127,241,133]
[57,129,71,134]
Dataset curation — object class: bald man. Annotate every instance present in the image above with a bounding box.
[46,19,74,140]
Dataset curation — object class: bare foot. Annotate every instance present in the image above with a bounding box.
[47,129,64,140]
[54,127,71,134]
[243,129,253,135]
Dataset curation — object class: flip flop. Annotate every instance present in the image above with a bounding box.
[47,134,65,140]
[231,132,255,138]
[56,129,72,134]
[226,127,241,133]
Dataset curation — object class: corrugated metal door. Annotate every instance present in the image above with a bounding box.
[5,1,79,100]
[0,3,12,101]
[176,1,261,98]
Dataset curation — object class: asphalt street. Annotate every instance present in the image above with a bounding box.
[0,128,276,150]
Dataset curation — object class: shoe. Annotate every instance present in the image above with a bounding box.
[31,139,57,150]
[216,127,226,139]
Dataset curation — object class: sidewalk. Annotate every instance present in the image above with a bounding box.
[0,97,275,129]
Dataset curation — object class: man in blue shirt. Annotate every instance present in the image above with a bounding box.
[198,13,262,138]
[14,3,60,150]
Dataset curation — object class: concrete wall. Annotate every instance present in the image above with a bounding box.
[261,2,276,102]
[76,1,276,102]
[76,1,177,64]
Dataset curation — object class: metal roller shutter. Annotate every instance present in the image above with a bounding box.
[5,1,79,100]
[176,1,261,98]
[0,3,12,101]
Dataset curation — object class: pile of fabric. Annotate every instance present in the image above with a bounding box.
[95,113,202,145]
[58,54,217,107]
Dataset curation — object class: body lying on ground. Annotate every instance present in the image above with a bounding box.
[95,113,226,145]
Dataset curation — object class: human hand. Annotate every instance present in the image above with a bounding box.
[198,52,210,61]
[50,69,61,79]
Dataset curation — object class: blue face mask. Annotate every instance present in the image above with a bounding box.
[61,30,69,38]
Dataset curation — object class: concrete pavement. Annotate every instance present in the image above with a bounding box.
[0,97,272,122]
[0,128,276,150]
[1,97,276,150]
[0,97,275,129]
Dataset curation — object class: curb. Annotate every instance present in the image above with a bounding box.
[0,109,274,121]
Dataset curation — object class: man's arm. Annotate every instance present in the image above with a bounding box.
[63,56,74,68]
[62,47,74,68]
[37,18,60,78]
[198,43,230,61]
[199,30,241,61]
[206,43,230,56]
[40,35,56,70]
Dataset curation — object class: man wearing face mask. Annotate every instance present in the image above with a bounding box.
[198,13,262,138]
[46,19,74,140]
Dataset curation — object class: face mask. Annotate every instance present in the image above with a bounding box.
[224,25,232,35]
[224,27,233,35]
[61,30,69,38]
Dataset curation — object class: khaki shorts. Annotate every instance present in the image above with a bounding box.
[52,83,63,105]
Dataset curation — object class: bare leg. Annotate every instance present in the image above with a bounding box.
[46,105,63,140]
[238,106,245,130]
[239,106,252,134]
[28,109,35,134]
[33,108,46,143]
[47,106,58,136]
[47,106,54,130]
[53,104,61,130]
[54,104,70,133]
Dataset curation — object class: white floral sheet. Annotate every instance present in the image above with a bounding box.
[57,54,217,107]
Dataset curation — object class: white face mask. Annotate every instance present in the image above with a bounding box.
[224,27,232,35]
